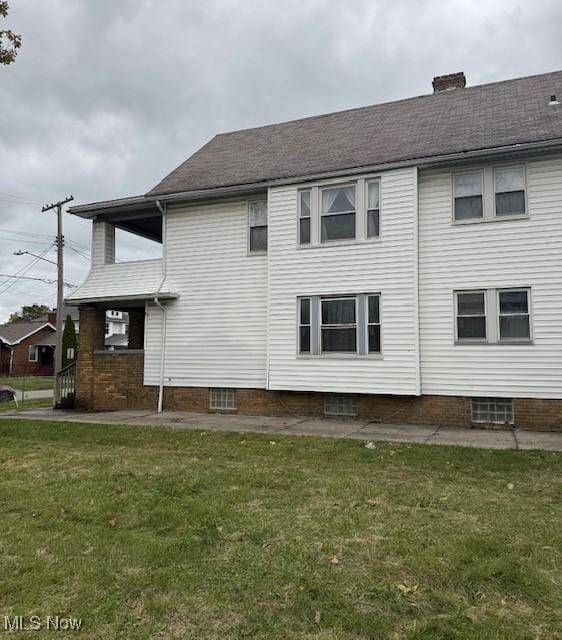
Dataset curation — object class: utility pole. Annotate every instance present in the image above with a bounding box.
[42,195,73,405]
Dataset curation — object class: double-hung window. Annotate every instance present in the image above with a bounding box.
[248,200,268,253]
[453,165,527,222]
[320,185,356,242]
[28,345,38,362]
[455,291,487,341]
[498,289,530,341]
[299,297,311,353]
[455,288,532,344]
[298,190,311,245]
[298,294,381,356]
[321,297,357,353]
[366,180,380,238]
[494,166,526,216]
[453,172,483,221]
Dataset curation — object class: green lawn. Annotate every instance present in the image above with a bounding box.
[0,397,52,413]
[0,420,560,639]
[0,375,53,391]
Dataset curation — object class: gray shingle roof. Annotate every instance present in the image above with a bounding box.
[0,321,53,346]
[147,70,562,196]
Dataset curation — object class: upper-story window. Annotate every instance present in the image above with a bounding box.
[494,166,526,216]
[321,186,356,242]
[453,165,527,223]
[299,190,311,245]
[453,172,483,221]
[299,179,381,246]
[248,200,268,253]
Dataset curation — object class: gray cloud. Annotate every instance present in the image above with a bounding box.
[1,0,562,320]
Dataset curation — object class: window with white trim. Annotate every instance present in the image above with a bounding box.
[494,166,526,216]
[452,164,527,223]
[472,398,514,425]
[209,388,236,410]
[28,345,38,362]
[498,289,530,341]
[298,178,381,246]
[454,171,483,221]
[248,200,267,253]
[320,185,356,242]
[298,297,311,353]
[298,190,311,245]
[455,288,532,344]
[324,395,357,417]
[321,297,357,352]
[298,294,381,356]
[366,180,380,238]
[455,291,487,341]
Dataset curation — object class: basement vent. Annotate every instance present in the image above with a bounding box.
[209,388,236,411]
[471,398,514,425]
[324,395,357,417]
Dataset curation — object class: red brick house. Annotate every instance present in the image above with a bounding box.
[0,320,56,376]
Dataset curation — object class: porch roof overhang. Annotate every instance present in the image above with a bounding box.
[65,292,178,307]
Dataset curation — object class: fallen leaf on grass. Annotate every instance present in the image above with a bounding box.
[329,555,340,565]
[367,497,384,507]
[314,610,321,624]
[108,518,117,527]
[397,583,418,595]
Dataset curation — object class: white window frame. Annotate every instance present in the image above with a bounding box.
[452,170,484,223]
[298,297,311,353]
[365,179,381,239]
[454,290,487,343]
[28,345,38,362]
[451,163,529,225]
[454,287,533,345]
[296,175,382,249]
[319,184,357,244]
[497,288,532,343]
[320,295,358,354]
[297,293,382,357]
[298,189,312,246]
[247,199,268,255]
[366,293,382,354]
[493,165,528,218]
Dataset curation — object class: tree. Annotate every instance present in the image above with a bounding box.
[0,1,21,65]
[62,315,77,367]
[8,304,50,323]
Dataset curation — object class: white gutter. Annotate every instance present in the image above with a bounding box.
[153,199,168,413]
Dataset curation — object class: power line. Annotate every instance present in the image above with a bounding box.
[0,273,59,284]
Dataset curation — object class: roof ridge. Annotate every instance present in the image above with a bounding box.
[214,68,562,138]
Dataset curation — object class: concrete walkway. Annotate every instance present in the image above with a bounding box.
[2,407,562,450]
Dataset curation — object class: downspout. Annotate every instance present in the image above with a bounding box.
[9,347,14,376]
[154,199,167,413]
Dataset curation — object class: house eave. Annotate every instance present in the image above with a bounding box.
[67,137,562,218]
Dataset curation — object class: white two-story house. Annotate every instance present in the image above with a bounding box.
[66,70,562,430]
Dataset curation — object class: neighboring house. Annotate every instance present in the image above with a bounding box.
[66,70,562,430]
[0,320,56,376]
[37,306,129,350]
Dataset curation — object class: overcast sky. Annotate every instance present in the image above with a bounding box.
[1,0,561,321]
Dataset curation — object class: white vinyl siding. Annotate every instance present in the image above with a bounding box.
[268,167,418,395]
[419,155,562,399]
[144,198,267,389]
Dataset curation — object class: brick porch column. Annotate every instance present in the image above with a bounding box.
[127,309,145,350]
[75,306,106,410]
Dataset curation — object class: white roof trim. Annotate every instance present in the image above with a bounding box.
[0,322,56,346]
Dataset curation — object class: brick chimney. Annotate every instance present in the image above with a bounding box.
[47,311,57,325]
[432,72,466,93]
